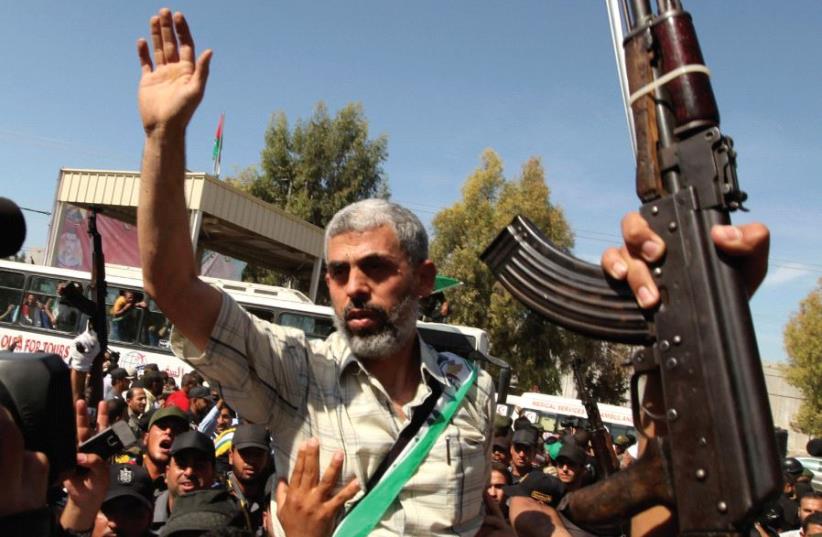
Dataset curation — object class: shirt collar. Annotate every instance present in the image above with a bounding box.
[336,332,449,387]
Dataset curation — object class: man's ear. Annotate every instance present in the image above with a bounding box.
[415,260,436,298]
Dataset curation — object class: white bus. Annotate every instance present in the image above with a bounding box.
[0,259,491,383]
[497,391,635,439]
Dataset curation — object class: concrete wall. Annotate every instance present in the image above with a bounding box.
[762,363,811,456]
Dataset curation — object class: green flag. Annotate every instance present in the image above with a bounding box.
[434,275,462,293]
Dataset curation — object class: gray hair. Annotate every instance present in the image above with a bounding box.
[324,199,429,264]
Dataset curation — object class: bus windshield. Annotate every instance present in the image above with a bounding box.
[499,392,636,439]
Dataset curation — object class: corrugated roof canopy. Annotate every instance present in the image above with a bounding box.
[54,168,324,281]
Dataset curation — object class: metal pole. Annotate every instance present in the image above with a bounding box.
[308,256,323,303]
[605,0,637,158]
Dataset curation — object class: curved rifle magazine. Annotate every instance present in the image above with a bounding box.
[480,215,654,345]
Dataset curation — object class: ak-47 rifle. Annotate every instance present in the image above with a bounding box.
[481,0,781,534]
[61,208,109,405]
[570,358,619,479]
[86,208,108,406]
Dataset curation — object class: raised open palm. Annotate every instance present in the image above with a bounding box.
[137,9,211,135]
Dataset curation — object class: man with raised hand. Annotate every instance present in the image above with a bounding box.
[136,9,494,535]
[135,8,771,537]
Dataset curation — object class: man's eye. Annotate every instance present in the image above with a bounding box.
[328,265,349,280]
[361,258,394,278]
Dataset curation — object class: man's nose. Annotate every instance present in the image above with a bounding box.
[345,267,370,299]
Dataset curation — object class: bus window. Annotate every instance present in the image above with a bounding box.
[0,270,24,324]
[278,312,336,340]
[18,276,84,333]
[539,415,558,434]
[245,307,275,323]
[106,287,146,344]
[140,299,172,349]
[608,425,633,439]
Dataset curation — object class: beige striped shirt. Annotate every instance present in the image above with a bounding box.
[172,291,494,536]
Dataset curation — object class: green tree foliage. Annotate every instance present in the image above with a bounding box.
[223,165,259,193]
[566,341,632,406]
[783,278,822,436]
[235,102,388,291]
[431,149,628,401]
[251,102,389,227]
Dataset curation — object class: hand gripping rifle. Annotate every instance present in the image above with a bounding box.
[480,1,781,534]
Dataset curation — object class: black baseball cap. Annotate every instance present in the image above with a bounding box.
[232,424,270,451]
[170,430,215,460]
[503,470,566,507]
[161,489,245,536]
[142,370,163,383]
[110,367,132,381]
[784,457,804,477]
[555,442,587,468]
[148,406,190,431]
[512,427,539,446]
[188,386,213,401]
[104,464,153,510]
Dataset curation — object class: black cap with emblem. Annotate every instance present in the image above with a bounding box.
[104,463,154,510]
[502,470,567,507]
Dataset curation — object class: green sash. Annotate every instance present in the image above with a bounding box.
[332,355,478,537]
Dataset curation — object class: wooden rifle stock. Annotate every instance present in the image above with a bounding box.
[625,28,662,201]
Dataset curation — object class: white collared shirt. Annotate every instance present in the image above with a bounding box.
[172,291,494,536]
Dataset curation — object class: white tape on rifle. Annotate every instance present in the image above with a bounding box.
[629,64,712,105]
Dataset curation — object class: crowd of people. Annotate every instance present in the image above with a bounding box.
[482,413,822,537]
[0,6,817,537]
[2,356,820,537]
[1,358,303,536]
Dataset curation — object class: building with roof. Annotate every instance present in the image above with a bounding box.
[44,168,324,300]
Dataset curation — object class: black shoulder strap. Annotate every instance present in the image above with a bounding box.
[364,379,443,492]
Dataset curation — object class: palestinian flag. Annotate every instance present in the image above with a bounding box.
[212,113,224,177]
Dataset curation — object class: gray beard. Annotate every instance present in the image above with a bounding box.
[333,295,419,360]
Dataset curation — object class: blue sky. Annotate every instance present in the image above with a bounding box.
[2,2,820,364]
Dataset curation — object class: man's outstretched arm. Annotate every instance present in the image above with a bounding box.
[137,9,220,352]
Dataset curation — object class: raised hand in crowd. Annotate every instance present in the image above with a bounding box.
[59,399,111,533]
[275,438,360,537]
[602,212,769,308]
[136,8,222,352]
[136,8,212,138]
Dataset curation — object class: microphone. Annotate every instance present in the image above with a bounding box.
[0,197,26,258]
